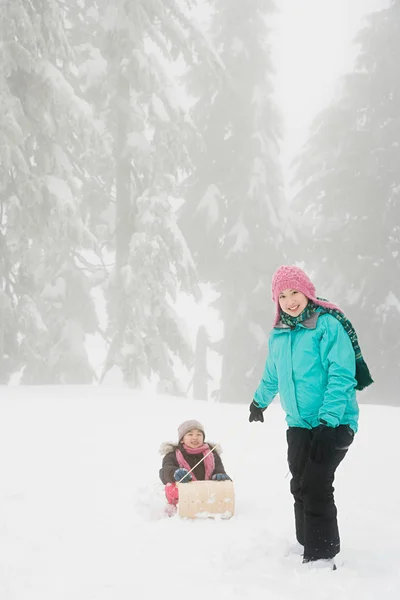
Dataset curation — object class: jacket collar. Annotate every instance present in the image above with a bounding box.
[274,311,321,331]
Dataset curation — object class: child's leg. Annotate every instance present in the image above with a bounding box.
[165,482,179,506]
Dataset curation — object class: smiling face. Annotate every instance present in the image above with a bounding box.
[181,428,204,449]
[278,288,308,318]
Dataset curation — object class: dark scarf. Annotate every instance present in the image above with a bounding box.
[280,300,373,391]
[280,301,318,328]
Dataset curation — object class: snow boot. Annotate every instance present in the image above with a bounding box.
[164,504,178,518]
[302,557,337,571]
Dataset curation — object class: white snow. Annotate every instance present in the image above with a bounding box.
[127,131,153,154]
[79,47,107,91]
[40,61,94,121]
[345,286,364,306]
[382,291,400,317]
[165,304,193,349]
[231,37,246,57]
[45,175,75,210]
[52,145,73,176]
[151,93,170,123]
[227,218,250,254]
[60,320,88,359]
[252,85,266,107]
[166,215,196,272]
[197,183,221,227]
[132,48,150,72]
[42,277,67,300]
[248,321,268,348]
[20,297,48,333]
[164,84,183,112]
[0,386,398,599]
[376,292,400,323]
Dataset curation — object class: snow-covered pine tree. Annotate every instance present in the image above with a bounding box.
[0,0,100,383]
[63,0,114,258]
[292,0,400,404]
[74,0,219,391]
[181,0,286,403]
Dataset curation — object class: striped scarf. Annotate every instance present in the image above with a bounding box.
[280,300,373,391]
[280,302,317,327]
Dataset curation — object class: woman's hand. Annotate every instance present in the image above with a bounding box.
[249,400,266,423]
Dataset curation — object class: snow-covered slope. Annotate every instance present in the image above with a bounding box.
[0,386,398,599]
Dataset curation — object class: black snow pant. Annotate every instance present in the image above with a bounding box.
[286,425,354,561]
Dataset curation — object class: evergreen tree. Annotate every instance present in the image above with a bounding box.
[0,0,100,383]
[73,0,218,391]
[181,0,286,403]
[292,1,400,403]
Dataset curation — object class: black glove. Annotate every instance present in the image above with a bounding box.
[310,422,336,463]
[249,400,265,423]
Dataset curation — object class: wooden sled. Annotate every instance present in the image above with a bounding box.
[177,480,235,519]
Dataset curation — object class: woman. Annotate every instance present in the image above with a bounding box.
[249,265,373,569]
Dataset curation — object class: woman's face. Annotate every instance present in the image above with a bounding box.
[182,428,204,449]
[278,289,308,317]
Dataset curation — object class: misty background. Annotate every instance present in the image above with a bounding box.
[0,0,398,405]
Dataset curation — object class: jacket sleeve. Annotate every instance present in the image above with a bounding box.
[159,451,179,484]
[212,450,229,478]
[319,315,357,427]
[253,335,278,409]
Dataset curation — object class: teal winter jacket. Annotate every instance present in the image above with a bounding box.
[254,310,359,432]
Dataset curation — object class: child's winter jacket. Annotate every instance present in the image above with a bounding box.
[159,442,228,484]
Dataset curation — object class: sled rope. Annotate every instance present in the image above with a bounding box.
[177,422,256,483]
[177,442,220,483]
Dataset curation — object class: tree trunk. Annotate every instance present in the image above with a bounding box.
[115,72,132,274]
[101,72,132,381]
[193,325,210,401]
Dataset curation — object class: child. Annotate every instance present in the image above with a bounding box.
[159,419,230,509]
[249,265,373,569]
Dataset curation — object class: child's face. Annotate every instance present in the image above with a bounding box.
[279,289,308,317]
[182,428,204,448]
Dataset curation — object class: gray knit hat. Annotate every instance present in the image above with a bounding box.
[178,420,205,442]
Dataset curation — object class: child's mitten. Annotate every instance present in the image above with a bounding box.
[212,473,231,481]
[174,468,192,483]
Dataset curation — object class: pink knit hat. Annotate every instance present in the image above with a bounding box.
[272,265,343,326]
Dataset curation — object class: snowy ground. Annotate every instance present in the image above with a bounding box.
[0,386,399,599]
